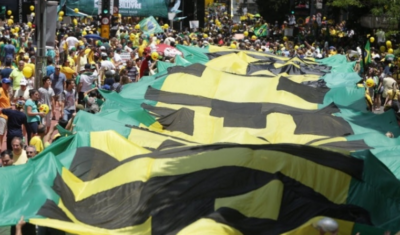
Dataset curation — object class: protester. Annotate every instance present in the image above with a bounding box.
[38,76,55,133]
[0,78,11,150]
[0,100,27,150]
[24,89,46,143]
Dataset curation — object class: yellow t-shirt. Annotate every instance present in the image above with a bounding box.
[61,66,76,80]
[30,136,44,153]
[13,150,28,165]
[85,49,95,64]
[387,89,400,100]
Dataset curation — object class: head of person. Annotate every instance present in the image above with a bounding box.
[386,131,394,138]
[120,75,131,85]
[55,65,61,75]
[47,56,53,65]
[5,59,11,67]
[42,76,51,88]
[0,150,13,166]
[1,78,11,90]
[18,61,25,71]
[126,60,133,68]
[15,100,25,110]
[66,79,75,90]
[37,124,46,137]
[20,79,27,91]
[26,145,37,159]
[30,56,36,63]
[11,137,23,154]
[29,89,39,101]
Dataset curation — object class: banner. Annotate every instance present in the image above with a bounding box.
[46,1,58,47]
[65,0,169,17]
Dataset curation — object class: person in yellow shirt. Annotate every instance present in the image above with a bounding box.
[60,61,77,80]
[11,137,27,165]
[67,48,76,68]
[85,45,95,64]
[30,123,55,153]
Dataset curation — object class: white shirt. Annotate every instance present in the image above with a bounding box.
[100,60,115,71]
[80,72,98,92]
[66,37,79,50]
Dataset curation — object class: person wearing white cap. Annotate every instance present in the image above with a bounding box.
[313,217,339,235]
[13,79,30,102]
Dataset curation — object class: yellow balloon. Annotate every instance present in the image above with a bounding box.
[151,51,159,61]
[59,11,64,16]
[230,44,237,49]
[27,22,32,28]
[58,16,63,21]
[380,45,386,53]
[10,16,14,19]
[283,36,288,41]
[22,67,33,78]
[7,10,12,16]
[135,24,140,30]
[386,40,392,48]
[244,31,248,37]
[323,16,326,20]
[10,28,15,34]
[388,48,394,54]
[251,35,257,40]
[31,13,35,17]
[82,31,87,36]
[164,24,169,28]
[30,5,35,11]
[118,14,121,18]
[73,19,78,25]
[138,47,144,57]
[74,8,79,13]
[203,34,208,38]
[370,37,375,43]
[7,19,13,25]
[14,26,19,32]
[294,45,299,50]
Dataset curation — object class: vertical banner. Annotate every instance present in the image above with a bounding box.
[46,1,58,47]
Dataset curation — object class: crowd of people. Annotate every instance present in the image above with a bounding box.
[0,4,399,233]
[0,5,398,163]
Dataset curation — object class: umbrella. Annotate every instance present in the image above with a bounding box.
[147,44,183,58]
[84,34,103,41]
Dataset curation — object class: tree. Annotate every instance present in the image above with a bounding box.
[255,0,290,23]
[327,0,400,29]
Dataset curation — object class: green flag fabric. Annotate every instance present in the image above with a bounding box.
[138,16,164,36]
[1,46,400,234]
[254,23,269,37]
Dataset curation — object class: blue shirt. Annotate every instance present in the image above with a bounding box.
[24,99,41,123]
[50,72,67,95]
[4,44,15,59]
[2,109,27,137]
[46,65,55,76]
[0,68,13,79]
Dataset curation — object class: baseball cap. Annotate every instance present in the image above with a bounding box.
[101,52,107,57]
[100,46,106,50]
[101,84,111,90]
[20,79,27,86]
[2,78,11,84]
